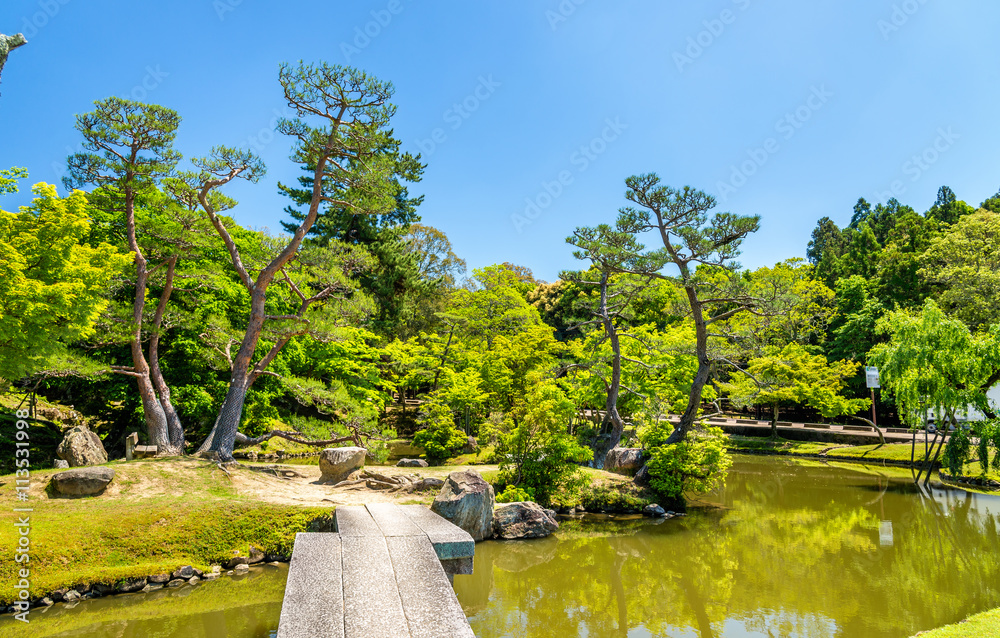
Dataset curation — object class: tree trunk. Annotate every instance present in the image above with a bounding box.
[199,283,270,461]
[591,271,626,469]
[636,282,710,484]
[771,402,779,438]
[149,255,184,454]
[125,192,172,452]
[202,376,251,461]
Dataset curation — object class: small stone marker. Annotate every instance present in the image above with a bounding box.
[125,432,139,461]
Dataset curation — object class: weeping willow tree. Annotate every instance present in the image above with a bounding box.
[868,299,1000,476]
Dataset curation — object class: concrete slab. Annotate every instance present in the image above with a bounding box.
[336,505,383,537]
[386,536,476,638]
[804,423,831,429]
[366,503,425,537]
[398,504,475,561]
[341,535,410,638]
[843,425,874,432]
[277,533,344,638]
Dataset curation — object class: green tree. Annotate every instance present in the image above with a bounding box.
[721,343,869,437]
[616,174,760,451]
[919,209,1000,330]
[451,265,541,350]
[869,299,1000,425]
[63,97,186,453]
[565,220,667,467]
[926,185,975,226]
[192,63,403,461]
[496,376,592,502]
[0,182,129,382]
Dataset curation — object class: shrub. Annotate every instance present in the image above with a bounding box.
[496,377,593,502]
[412,401,467,463]
[496,484,535,503]
[646,425,731,500]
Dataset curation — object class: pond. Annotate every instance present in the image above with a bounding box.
[4,455,998,638]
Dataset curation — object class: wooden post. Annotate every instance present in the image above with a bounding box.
[870,389,877,430]
[125,432,139,461]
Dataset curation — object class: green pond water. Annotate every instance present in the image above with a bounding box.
[4,455,999,638]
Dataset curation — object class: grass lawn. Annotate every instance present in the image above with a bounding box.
[0,458,330,604]
[914,607,1000,637]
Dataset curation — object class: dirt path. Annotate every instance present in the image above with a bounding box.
[230,462,502,508]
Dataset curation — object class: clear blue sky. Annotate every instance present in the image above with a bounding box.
[2,1,998,281]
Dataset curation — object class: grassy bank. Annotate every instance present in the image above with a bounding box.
[0,458,330,604]
[726,435,1000,488]
[913,607,1000,637]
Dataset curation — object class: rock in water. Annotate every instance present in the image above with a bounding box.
[642,503,667,518]
[57,425,108,467]
[319,447,367,484]
[604,447,646,476]
[492,501,559,539]
[396,458,429,467]
[431,469,495,541]
[50,467,115,496]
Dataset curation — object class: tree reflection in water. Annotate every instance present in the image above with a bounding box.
[453,457,1000,638]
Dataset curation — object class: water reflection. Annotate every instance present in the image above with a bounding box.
[5,457,997,638]
[453,457,1000,638]
[0,564,286,638]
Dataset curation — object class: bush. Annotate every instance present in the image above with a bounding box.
[646,425,731,500]
[412,401,467,463]
[496,484,535,503]
[496,377,592,502]
[578,483,651,513]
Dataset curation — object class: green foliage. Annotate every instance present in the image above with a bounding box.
[496,377,592,501]
[0,183,130,382]
[495,484,535,503]
[919,209,1000,330]
[411,399,467,462]
[721,343,869,423]
[646,426,732,499]
[577,480,652,513]
[869,299,1000,426]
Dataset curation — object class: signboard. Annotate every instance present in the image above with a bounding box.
[865,366,880,389]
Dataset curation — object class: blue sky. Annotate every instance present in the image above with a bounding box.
[2,0,998,282]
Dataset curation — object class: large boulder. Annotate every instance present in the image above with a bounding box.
[51,467,114,496]
[396,458,428,468]
[431,469,495,541]
[56,426,108,467]
[460,436,478,454]
[492,501,559,539]
[318,447,366,484]
[604,447,645,476]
